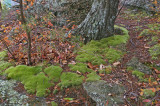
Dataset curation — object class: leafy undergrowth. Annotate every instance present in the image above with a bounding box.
[0,6,160,105]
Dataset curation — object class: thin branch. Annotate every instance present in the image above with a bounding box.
[116,0,127,18]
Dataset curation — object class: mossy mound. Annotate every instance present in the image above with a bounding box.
[132,70,144,79]
[86,72,101,82]
[0,61,12,73]
[69,63,93,73]
[23,73,52,97]
[139,29,153,36]
[51,101,58,106]
[5,65,42,81]
[58,72,84,89]
[5,65,52,97]
[149,44,160,60]
[44,66,62,82]
[142,89,155,98]
[105,48,124,63]
[76,25,129,65]
[0,51,7,61]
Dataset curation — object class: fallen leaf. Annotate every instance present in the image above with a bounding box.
[153,68,160,74]
[143,99,151,103]
[88,62,94,69]
[137,36,143,39]
[113,61,120,67]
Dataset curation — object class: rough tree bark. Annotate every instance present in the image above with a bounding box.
[69,0,119,43]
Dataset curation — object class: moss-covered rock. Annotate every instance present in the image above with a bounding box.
[149,44,160,60]
[44,66,62,82]
[58,72,84,89]
[5,65,52,97]
[86,72,101,82]
[0,51,7,61]
[69,63,93,73]
[132,70,144,79]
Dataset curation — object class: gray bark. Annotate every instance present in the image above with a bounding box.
[69,0,119,43]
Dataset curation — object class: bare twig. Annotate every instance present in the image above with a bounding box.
[20,0,32,65]
[116,0,127,18]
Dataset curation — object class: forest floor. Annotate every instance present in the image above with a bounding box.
[0,6,160,106]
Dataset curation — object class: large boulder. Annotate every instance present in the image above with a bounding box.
[127,57,152,74]
[121,0,159,13]
[83,80,125,106]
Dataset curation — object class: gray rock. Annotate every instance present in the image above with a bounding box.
[83,80,125,106]
[121,0,159,13]
[127,57,152,74]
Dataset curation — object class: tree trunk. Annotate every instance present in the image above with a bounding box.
[69,0,119,43]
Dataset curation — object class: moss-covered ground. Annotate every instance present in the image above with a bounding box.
[0,25,130,98]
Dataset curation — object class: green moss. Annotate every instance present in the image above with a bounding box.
[139,29,153,36]
[143,89,155,98]
[5,65,42,81]
[23,73,52,97]
[75,25,129,65]
[86,72,101,82]
[0,61,12,72]
[105,48,124,63]
[158,74,160,78]
[127,66,134,71]
[51,101,58,106]
[132,70,144,79]
[100,35,129,47]
[139,78,148,83]
[151,36,159,42]
[69,63,93,73]
[105,66,112,74]
[53,89,58,94]
[5,65,52,97]
[149,44,160,60]
[0,51,7,61]
[99,66,112,74]
[58,72,84,89]
[44,66,62,82]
